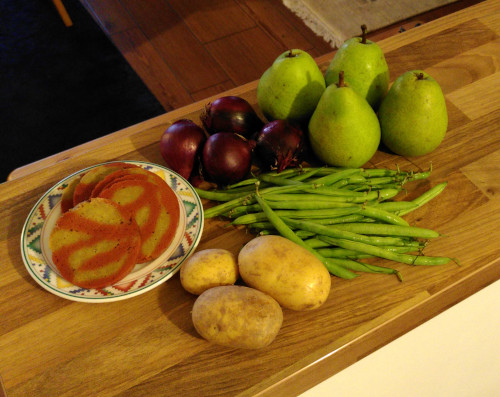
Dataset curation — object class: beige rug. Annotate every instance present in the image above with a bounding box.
[283,0,458,48]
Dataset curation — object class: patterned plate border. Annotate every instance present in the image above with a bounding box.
[20,160,204,303]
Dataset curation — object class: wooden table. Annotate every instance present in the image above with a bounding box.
[1,1,499,395]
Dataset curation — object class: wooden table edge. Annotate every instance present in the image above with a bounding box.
[5,79,270,182]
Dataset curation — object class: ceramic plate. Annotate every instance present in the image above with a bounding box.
[20,161,204,302]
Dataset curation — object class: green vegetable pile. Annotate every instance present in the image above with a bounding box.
[196,166,453,281]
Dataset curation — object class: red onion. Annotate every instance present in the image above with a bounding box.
[202,132,252,186]
[200,96,264,138]
[160,119,206,181]
[254,120,305,173]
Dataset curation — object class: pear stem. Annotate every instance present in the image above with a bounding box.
[337,71,346,87]
[416,72,425,80]
[361,24,368,44]
[286,49,296,58]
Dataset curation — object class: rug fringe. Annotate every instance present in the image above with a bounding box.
[282,0,343,48]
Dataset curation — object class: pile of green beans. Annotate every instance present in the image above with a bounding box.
[195,166,451,280]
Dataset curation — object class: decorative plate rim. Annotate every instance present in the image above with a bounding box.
[20,160,204,303]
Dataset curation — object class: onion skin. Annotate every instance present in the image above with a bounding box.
[202,132,252,186]
[160,119,206,181]
[254,120,305,173]
[201,96,264,138]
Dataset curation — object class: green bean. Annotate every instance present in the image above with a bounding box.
[218,185,261,195]
[195,188,251,202]
[303,237,330,248]
[295,230,315,238]
[311,168,362,185]
[316,245,418,259]
[203,194,256,218]
[330,174,367,188]
[256,229,274,236]
[289,167,325,181]
[406,170,431,181]
[359,206,409,226]
[259,182,328,196]
[251,221,439,243]
[203,183,319,217]
[299,187,400,202]
[225,178,259,189]
[322,258,361,279]
[233,209,368,224]
[254,194,358,279]
[326,223,439,239]
[307,214,373,224]
[264,200,363,209]
[253,195,298,241]
[318,236,451,266]
[227,169,302,189]
[261,167,310,178]
[282,217,415,246]
[326,257,402,281]
[372,201,418,212]
[263,193,377,204]
[247,221,274,229]
[366,169,430,183]
[299,187,380,197]
[351,184,406,192]
[288,166,346,178]
[225,203,261,218]
[363,170,430,185]
[363,176,404,186]
[231,207,362,225]
[361,168,401,177]
[204,195,255,218]
[201,184,258,197]
[306,168,349,178]
[261,229,318,239]
[202,181,319,204]
[268,200,358,209]
[250,215,372,229]
[304,228,423,248]
[256,173,304,186]
[397,182,448,216]
[254,227,314,239]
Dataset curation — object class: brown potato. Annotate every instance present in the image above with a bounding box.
[192,285,283,349]
[238,235,331,311]
[180,249,239,295]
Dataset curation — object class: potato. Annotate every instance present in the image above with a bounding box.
[192,285,283,349]
[180,248,238,295]
[238,235,331,311]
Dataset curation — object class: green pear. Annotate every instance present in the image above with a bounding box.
[308,72,381,168]
[324,25,389,110]
[257,49,325,123]
[378,70,448,157]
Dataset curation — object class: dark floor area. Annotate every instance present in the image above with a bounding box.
[0,0,165,181]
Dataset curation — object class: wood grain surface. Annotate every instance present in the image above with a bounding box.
[82,0,333,110]
[1,1,500,396]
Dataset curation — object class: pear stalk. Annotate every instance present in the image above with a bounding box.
[360,24,368,44]
[337,71,346,88]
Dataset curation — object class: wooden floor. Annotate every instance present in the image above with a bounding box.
[78,0,483,113]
